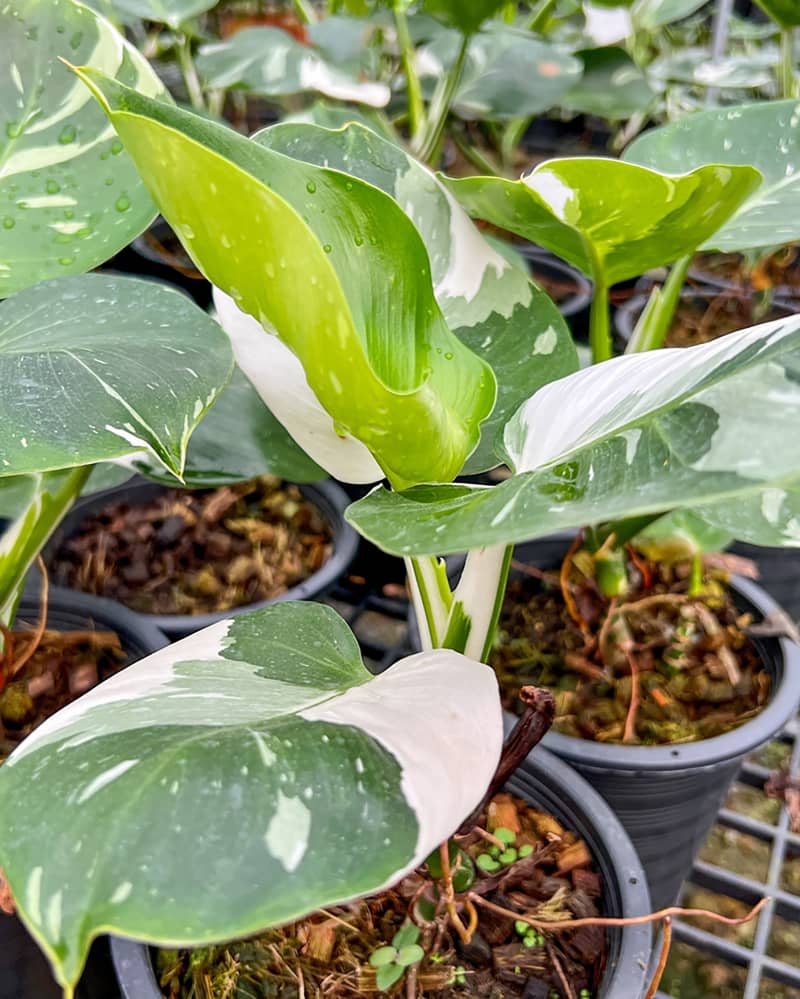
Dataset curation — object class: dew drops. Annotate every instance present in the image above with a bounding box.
[345,181,353,191]
[104,177,114,186]
[2,218,14,229]
[59,256,74,266]
[24,25,38,40]
[177,222,194,238]
[64,209,74,219]
[354,235,364,246]
[115,195,131,212]
[444,351,453,360]
[111,139,123,155]
[99,151,109,161]
[69,30,83,50]
[323,243,332,253]
[279,257,287,269]
[45,179,60,194]
[58,125,77,144]
[306,181,317,194]
[5,121,22,139]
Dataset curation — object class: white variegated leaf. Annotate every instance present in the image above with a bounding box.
[0,603,502,993]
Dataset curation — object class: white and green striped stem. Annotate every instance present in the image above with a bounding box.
[407,544,512,661]
[0,467,90,625]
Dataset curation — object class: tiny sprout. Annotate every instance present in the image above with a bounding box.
[368,922,424,991]
[519,844,534,858]
[494,827,516,845]
[580,991,592,999]
[429,952,444,964]
[448,965,467,987]
[498,848,518,864]
[476,852,500,873]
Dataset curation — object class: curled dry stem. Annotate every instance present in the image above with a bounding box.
[560,531,592,639]
[439,843,471,945]
[623,648,641,744]
[644,916,672,999]
[10,555,49,680]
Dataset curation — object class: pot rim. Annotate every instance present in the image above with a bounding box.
[110,744,653,999]
[45,477,359,636]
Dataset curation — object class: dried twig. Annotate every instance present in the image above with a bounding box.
[644,917,672,999]
[439,843,471,945]
[623,648,641,744]
[560,531,591,638]
[10,555,49,679]
[545,939,575,999]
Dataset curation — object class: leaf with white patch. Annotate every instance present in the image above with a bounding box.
[444,158,762,285]
[0,273,233,478]
[77,71,495,488]
[252,121,578,473]
[346,316,800,555]
[583,2,633,46]
[624,100,800,253]
[0,602,503,993]
[196,27,390,108]
[0,0,165,296]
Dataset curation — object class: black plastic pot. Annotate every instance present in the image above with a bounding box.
[109,745,653,999]
[502,536,800,911]
[614,287,795,347]
[45,477,359,640]
[1,588,167,999]
[512,243,592,338]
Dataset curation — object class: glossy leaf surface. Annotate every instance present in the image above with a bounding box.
[753,1,800,28]
[0,602,503,992]
[0,0,165,295]
[625,100,800,253]
[347,317,800,554]
[444,158,761,283]
[78,71,495,488]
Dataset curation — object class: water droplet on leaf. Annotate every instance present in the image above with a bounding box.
[58,125,77,144]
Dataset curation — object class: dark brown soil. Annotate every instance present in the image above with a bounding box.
[156,793,607,999]
[491,553,769,745]
[663,295,792,348]
[693,246,800,295]
[0,626,127,763]
[50,477,333,618]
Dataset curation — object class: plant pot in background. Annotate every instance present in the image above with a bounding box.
[110,746,653,999]
[689,247,800,304]
[502,536,800,911]
[45,478,359,640]
[615,287,794,349]
[1,589,167,999]
[513,244,593,339]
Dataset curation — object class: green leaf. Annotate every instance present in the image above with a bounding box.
[0,602,503,992]
[104,0,218,28]
[346,317,800,555]
[694,486,800,547]
[417,25,582,121]
[632,0,710,30]
[253,121,578,473]
[444,158,762,284]
[634,509,733,561]
[0,0,166,296]
[196,27,390,107]
[624,100,800,253]
[559,47,655,120]
[0,273,232,479]
[420,0,510,35]
[283,100,398,141]
[396,944,425,966]
[753,0,800,29]
[392,921,420,950]
[376,964,405,991]
[370,946,398,968]
[77,71,496,489]
[132,367,325,487]
[648,48,777,90]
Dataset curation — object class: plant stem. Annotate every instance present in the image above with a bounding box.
[175,32,206,112]
[414,32,470,165]
[393,1,425,141]
[781,28,796,99]
[689,554,704,597]
[291,0,317,24]
[451,128,504,177]
[627,253,691,353]
[405,555,452,649]
[0,467,91,628]
[527,0,558,33]
[589,269,612,364]
[500,116,531,170]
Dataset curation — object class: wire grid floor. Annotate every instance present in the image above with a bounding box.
[324,564,800,999]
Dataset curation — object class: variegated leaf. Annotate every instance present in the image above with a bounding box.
[624,100,800,253]
[346,316,800,555]
[196,26,390,108]
[444,158,762,285]
[251,121,578,473]
[0,273,233,478]
[77,70,495,489]
[0,0,165,295]
[0,602,503,994]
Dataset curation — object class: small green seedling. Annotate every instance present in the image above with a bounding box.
[426,840,476,892]
[514,919,545,949]
[448,965,468,987]
[369,922,425,991]
[476,827,534,873]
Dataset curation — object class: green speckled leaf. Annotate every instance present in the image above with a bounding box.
[0,0,165,295]
[346,317,800,555]
[0,602,503,993]
[624,100,800,253]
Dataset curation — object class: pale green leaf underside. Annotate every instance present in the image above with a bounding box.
[254,122,578,472]
[196,27,389,107]
[103,0,218,28]
[444,158,761,284]
[624,100,800,253]
[132,366,325,487]
[347,317,800,555]
[560,47,655,120]
[0,273,233,478]
[0,602,502,990]
[77,70,495,489]
[0,0,165,296]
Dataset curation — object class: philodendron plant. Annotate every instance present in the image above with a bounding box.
[6,53,800,997]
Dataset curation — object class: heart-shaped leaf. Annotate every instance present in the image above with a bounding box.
[0,602,503,993]
[346,316,800,555]
[196,26,390,107]
[624,100,800,253]
[252,121,578,473]
[0,273,233,479]
[417,26,582,121]
[0,0,165,296]
[444,158,761,284]
[77,69,495,489]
